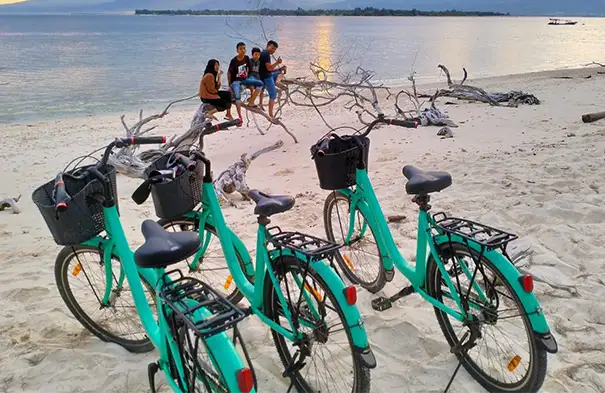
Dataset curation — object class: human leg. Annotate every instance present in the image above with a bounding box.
[263,75,278,119]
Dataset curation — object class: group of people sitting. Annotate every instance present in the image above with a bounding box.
[198,40,287,123]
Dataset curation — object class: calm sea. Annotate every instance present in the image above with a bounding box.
[1,14,604,124]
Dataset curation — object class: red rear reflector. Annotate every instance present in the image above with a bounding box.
[343,286,357,305]
[161,136,167,143]
[519,274,533,292]
[237,368,254,392]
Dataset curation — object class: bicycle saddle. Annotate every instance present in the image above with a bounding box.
[402,165,452,195]
[248,190,295,217]
[134,220,200,268]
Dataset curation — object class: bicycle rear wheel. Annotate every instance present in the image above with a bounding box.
[54,244,154,353]
[263,255,370,393]
[426,242,547,392]
[158,217,252,304]
[165,326,228,393]
[323,191,385,293]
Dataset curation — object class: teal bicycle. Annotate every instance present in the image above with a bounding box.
[33,135,257,393]
[150,121,377,392]
[314,115,558,392]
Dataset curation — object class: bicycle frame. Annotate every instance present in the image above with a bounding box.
[182,180,371,349]
[81,203,248,392]
[337,167,552,334]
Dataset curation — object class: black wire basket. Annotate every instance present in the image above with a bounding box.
[32,165,119,246]
[146,151,203,220]
[312,134,370,190]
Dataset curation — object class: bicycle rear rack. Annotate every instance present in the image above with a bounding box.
[432,212,518,251]
[267,226,342,262]
[159,270,250,339]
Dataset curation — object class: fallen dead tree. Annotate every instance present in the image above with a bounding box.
[428,64,541,107]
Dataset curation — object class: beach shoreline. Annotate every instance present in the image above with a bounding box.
[1,65,605,392]
[3,65,602,128]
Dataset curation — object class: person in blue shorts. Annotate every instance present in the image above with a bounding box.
[228,42,264,121]
[246,47,264,107]
[258,40,286,120]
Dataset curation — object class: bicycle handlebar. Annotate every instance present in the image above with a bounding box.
[174,153,197,171]
[54,135,167,214]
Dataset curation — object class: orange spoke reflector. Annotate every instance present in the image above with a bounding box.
[304,283,323,301]
[343,254,355,270]
[507,355,521,372]
[72,263,82,276]
[224,275,233,290]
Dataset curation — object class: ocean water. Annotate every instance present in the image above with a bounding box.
[1,14,604,124]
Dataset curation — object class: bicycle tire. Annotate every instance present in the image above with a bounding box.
[323,191,386,293]
[426,242,548,392]
[263,255,370,393]
[54,244,154,353]
[157,217,253,305]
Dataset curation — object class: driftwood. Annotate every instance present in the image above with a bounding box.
[108,92,298,179]
[433,65,540,107]
[387,214,406,223]
[0,195,21,214]
[214,140,284,207]
[394,74,457,128]
[582,111,605,123]
[107,95,199,178]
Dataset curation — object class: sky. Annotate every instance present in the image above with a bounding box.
[0,0,28,3]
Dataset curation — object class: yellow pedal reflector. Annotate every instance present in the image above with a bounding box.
[304,283,323,301]
[224,275,233,290]
[507,355,521,372]
[72,263,82,276]
[343,254,355,270]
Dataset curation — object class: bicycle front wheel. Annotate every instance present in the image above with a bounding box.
[426,242,547,392]
[263,255,370,393]
[323,191,385,293]
[54,245,155,353]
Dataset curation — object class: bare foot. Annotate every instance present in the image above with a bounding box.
[224,114,234,120]
[259,106,265,111]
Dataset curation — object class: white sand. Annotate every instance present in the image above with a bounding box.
[2,67,605,393]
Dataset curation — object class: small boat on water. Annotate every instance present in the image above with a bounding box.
[548,18,578,25]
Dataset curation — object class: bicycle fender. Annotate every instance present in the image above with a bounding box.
[433,235,553,336]
[311,260,377,369]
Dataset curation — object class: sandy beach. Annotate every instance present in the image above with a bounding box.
[1,66,605,393]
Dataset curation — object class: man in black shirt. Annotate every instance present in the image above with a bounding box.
[228,42,263,120]
[258,40,286,120]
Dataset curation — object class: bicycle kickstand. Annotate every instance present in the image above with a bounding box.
[148,362,160,393]
[283,348,307,393]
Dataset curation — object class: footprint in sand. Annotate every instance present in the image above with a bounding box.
[274,168,294,176]
[3,287,51,303]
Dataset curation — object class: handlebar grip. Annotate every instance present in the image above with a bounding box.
[174,153,197,171]
[119,136,167,146]
[53,173,70,213]
[316,137,331,157]
[388,118,419,128]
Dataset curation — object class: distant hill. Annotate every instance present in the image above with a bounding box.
[1,0,604,15]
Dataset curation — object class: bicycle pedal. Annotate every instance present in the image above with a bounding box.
[371,296,392,312]
[147,362,159,393]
